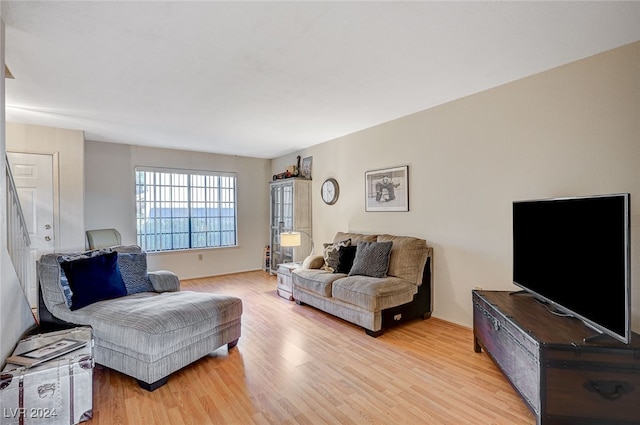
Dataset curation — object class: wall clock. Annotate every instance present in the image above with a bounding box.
[321,178,339,205]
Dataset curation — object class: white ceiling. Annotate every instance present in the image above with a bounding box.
[4,1,640,159]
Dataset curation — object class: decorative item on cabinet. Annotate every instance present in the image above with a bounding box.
[273,155,307,181]
[263,245,270,271]
[300,156,312,179]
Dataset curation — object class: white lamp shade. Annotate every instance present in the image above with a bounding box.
[280,232,302,247]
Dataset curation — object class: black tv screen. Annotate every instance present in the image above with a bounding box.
[513,193,631,344]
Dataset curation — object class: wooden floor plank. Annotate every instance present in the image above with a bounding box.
[86,270,535,424]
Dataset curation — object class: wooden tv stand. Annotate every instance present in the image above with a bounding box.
[472,290,640,425]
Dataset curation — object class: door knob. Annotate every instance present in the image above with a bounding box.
[45,236,52,241]
[44,224,51,229]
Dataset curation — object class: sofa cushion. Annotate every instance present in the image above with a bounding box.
[348,241,393,278]
[322,238,351,272]
[117,252,154,294]
[293,269,346,297]
[60,251,128,310]
[332,275,418,311]
[333,232,377,244]
[377,234,430,285]
[334,245,357,274]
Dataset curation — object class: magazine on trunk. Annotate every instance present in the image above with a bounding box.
[6,338,87,368]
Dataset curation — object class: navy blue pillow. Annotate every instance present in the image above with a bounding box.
[60,251,127,310]
[334,245,358,274]
[57,248,113,308]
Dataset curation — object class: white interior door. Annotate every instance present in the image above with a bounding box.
[7,152,56,307]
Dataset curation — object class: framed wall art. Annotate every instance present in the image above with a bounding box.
[365,165,409,212]
[300,156,313,179]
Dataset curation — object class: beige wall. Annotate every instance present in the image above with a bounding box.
[273,42,640,331]
[6,122,85,252]
[84,141,272,278]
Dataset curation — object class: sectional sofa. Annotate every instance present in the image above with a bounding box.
[292,232,433,336]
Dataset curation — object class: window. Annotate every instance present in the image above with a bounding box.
[135,167,237,252]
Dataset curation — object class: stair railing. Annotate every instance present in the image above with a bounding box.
[5,154,32,295]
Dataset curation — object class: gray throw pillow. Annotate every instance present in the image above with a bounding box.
[348,241,393,278]
[117,252,154,294]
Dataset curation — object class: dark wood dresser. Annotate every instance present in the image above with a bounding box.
[472,290,640,425]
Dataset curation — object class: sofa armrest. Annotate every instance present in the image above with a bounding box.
[148,270,180,292]
[300,254,325,269]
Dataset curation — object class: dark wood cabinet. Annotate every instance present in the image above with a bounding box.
[473,290,640,425]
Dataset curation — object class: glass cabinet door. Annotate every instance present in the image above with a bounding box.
[270,182,293,272]
[271,184,282,227]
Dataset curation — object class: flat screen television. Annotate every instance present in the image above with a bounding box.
[513,193,631,344]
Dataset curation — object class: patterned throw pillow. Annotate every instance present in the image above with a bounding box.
[348,241,393,278]
[322,238,351,272]
[57,248,113,308]
[117,252,154,294]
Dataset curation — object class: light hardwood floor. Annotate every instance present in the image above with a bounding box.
[89,270,536,425]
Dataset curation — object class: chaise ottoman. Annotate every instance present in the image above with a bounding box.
[37,245,242,391]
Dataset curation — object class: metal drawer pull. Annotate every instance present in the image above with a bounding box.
[492,319,500,331]
[583,380,634,401]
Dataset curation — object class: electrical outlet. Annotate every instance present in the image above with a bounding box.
[394,314,402,321]
[474,286,483,290]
